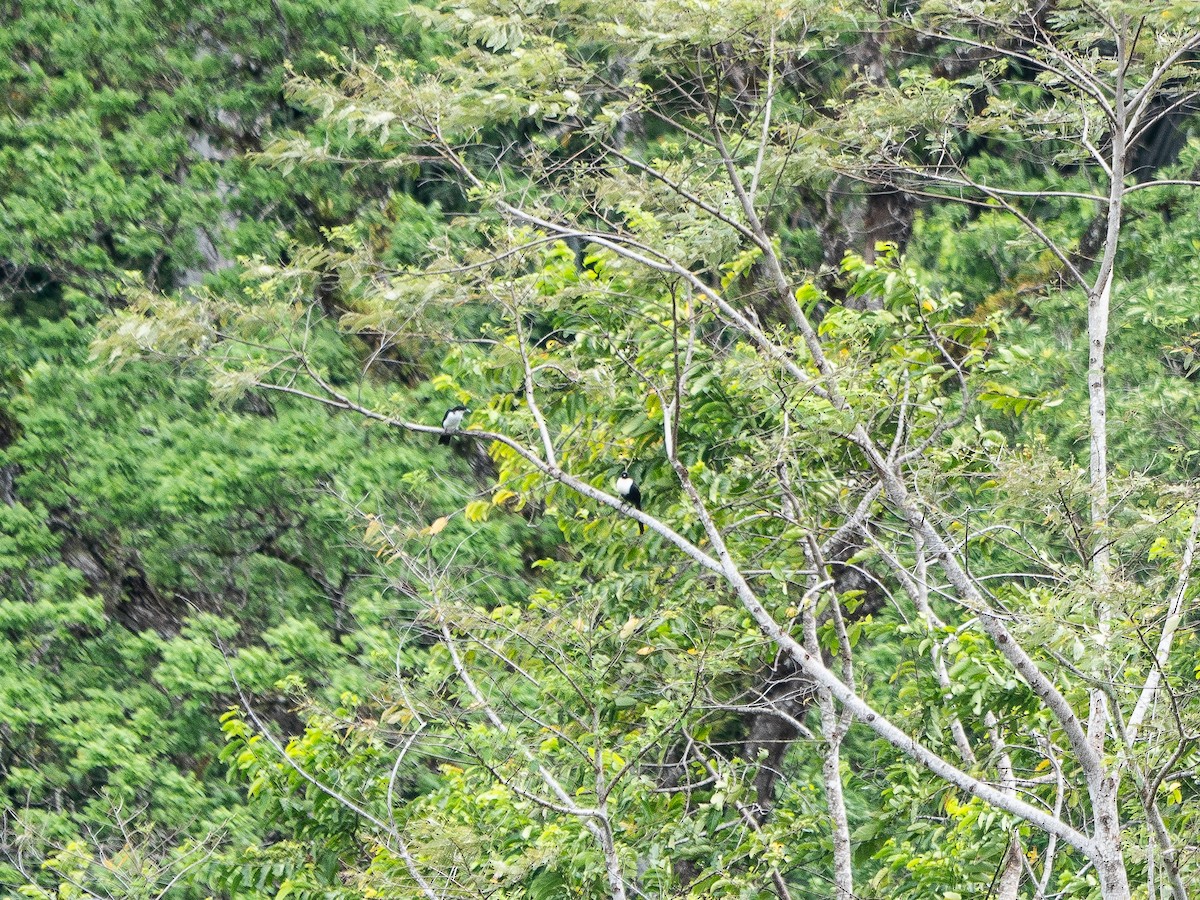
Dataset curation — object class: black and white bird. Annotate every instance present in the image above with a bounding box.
[616,469,644,534]
[439,405,469,445]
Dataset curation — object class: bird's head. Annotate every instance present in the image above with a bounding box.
[619,469,630,479]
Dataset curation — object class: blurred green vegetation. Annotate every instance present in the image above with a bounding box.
[2,1,1200,898]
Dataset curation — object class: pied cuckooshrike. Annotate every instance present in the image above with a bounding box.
[439,405,469,445]
[616,469,644,534]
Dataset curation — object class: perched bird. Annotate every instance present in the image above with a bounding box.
[616,469,644,534]
[439,405,469,445]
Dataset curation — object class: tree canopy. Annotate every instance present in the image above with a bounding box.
[4,2,1200,899]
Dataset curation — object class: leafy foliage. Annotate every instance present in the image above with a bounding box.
[6,1,1200,899]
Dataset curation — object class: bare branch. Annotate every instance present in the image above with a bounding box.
[1128,499,1200,744]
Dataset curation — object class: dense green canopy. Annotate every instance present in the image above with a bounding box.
[3,2,1200,899]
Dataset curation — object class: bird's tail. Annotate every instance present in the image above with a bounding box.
[438,433,451,445]
[638,521,645,535]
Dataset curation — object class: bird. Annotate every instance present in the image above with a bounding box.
[439,405,469,445]
[616,469,644,534]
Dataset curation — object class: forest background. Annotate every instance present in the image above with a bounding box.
[2,1,1200,898]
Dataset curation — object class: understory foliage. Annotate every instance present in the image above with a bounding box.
[7,1,1200,899]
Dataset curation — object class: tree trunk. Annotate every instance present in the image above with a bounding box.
[995,839,1024,900]
[1084,30,1129,899]
[1091,771,1132,900]
[818,712,852,900]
